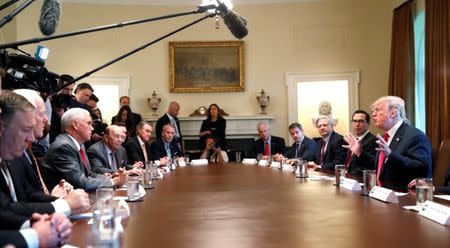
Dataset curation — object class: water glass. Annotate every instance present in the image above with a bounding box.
[362,170,376,196]
[142,168,153,189]
[184,155,190,165]
[296,159,308,178]
[96,188,114,202]
[416,178,433,208]
[92,201,115,233]
[235,151,242,163]
[256,153,263,162]
[127,175,140,201]
[334,164,346,186]
[145,160,153,169]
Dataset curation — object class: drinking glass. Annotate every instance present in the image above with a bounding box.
[362,170,376,196]
[334,164,345,186]
[416,178,433,208]
[235,151,242,163]
[127,175,140,201]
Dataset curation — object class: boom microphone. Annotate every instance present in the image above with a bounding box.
[217,1,248,39]
[39,0,61,36]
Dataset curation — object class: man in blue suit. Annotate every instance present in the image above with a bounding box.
[275,122,317,162]
[371,96,432,191]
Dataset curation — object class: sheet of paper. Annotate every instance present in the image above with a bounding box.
[434,195,450,201]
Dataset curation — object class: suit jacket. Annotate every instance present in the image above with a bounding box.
[150,138,183,160]
[42,133,113,192]
[87,141,132,174]
[155,113,182,144]
[123,136,152,164]
[284,136,318,161]
[315,131,347,170]
[436,166,450,195]
[250,135,286,158]
[375,123,432,192]
[0,207,29,230]
[0,157,57,218]
[0,231,27,247]
[347,132,377,176]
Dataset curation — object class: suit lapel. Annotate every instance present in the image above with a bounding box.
[389,123,406,151]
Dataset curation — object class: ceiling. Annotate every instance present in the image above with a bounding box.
[63,0,319,6]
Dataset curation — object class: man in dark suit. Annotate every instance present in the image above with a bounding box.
[371,96,432,191]
[250,121,286,159]
[88,125,143,174]
[276,122,317,162]
[0,90,72,247]
[112,95,142,124]
[124,120,153,164]
[151,123,183,165]
[343,110,377,176]
[43,108,126,191]
[307,115,347,170]
[155,101,182,150]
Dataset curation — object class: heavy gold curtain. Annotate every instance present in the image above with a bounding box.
[425,0,450,148]
[389,0,416,125]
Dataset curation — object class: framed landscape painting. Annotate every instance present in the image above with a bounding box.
[169,41,245,93]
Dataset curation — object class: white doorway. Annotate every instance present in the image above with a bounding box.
[286,71,360,140]
[84,76,130,124]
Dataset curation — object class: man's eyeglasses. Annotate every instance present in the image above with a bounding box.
[351,119,367,124]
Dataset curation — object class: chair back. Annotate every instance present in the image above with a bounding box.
[433,139,450,186]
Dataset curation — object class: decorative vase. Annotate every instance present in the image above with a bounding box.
[147,91,161,116]
[256,89,270,115]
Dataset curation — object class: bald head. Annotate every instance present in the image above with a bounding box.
[167,101,180,117]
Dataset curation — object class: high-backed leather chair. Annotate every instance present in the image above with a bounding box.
[433,139,450,186]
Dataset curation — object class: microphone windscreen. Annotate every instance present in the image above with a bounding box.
[223,10,248,39]
[39,0,61,36]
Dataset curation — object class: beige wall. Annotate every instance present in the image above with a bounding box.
[5,0,401,141]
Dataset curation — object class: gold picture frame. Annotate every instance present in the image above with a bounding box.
[169,41,245,93]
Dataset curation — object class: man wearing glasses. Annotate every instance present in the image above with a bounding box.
[343,110,377,176]
[88,125,143,175]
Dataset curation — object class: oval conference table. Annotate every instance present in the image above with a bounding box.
[68,163,450,248]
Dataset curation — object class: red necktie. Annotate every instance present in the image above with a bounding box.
[376,133,390,186]
[319,140,326,164]
[264,142,270,156]
[79,148,88,169]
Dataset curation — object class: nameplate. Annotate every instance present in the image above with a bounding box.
[368,186,399,203]
[191,159,208,166]
[116,199,130,218]
[282,164,294,172]
[258,160,269,166]
[270,161,281,169]
[340,178,361,191]
[419,201,450,226]
[242,158,257,165]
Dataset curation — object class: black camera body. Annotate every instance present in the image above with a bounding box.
[0,49,58,95]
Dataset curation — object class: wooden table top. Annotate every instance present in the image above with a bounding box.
[68,163,450,248]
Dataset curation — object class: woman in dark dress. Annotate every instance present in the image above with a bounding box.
[111,105,136,137]
[199,103,226,150]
